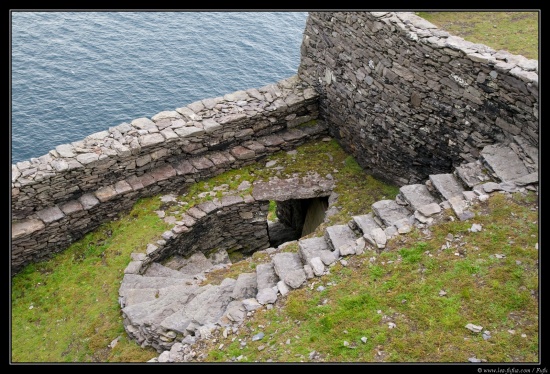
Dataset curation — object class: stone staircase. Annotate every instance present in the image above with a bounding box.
[118,137,538,362]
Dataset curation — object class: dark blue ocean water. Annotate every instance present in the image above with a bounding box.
[11,11,308,164]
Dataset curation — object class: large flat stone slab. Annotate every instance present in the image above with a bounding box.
[324,224,358,256]
[454,161,492,188]
[298,236,328,253]
[398,184,439,211]
[352,213,388,249]
[252,173,334,201]
[429,174,465,201]
[480,143,530,182]
[371,199,412,227]
[352,213,380,234]
[272,252,306,289]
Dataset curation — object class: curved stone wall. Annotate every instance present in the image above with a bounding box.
[298,11,538,186]
[124,193,271,276]
[11,11,539,275]
[123,173,336,277]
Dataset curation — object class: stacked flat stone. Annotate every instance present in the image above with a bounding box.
[11,76,324,274]
[298,11,538,187]
[135,138,537,362]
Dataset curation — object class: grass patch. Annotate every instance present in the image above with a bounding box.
[416,11,539,60]
[268,200,277,221]
[202,190,538,363]
[12,138,400,362]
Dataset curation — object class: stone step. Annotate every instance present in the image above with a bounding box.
[351,213,381,234]
[121,282,203,308]
[272,252,307,289]
[454,160,493,188]
[119,274,196,298]
[165,252,215,276]
[398,184,439,211]
[351,213,387,249]
[255,261,280,305]
[121,288,161,308]
[428,173,465,201]
[413,202,443,225]
[122,283,202,326]
[160,279,236,338]
[144,262,196,279]
[298,236,338,275]
[324,224,359,256]
[447,195,475,222]
[480,143,530,182]
[371,199,412,228]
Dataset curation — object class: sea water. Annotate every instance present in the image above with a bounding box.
[11,11,308,164]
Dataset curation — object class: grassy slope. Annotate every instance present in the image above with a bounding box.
[11,138,400,363]
[416,11,538,60]
[11,12,539,363]
[200,191,538,363]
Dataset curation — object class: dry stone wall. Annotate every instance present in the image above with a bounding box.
[11,76,324,274]
[11,11,540,275]
[298,11,539,186]
[124,172,337,285]
[127,194,271,274]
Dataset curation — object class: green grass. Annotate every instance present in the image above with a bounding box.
[416,11,539,60]
[11,197,169,362]
[11,12,539,363]
[268,200,278,221]
[11,137,400,362]
[201,191,538,363]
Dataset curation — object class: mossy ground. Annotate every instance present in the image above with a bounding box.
[11,12,539,363]
[11,136,400,362]
[416,11,538,60]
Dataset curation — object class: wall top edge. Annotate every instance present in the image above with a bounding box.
[311,11,538,76]
[11,74,318,183]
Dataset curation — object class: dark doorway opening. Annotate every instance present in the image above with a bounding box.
[267,196,329,248]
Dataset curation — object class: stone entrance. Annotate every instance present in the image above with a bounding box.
[268,196,329,247]
[251,173,334,247]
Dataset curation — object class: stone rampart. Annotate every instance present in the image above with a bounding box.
[298,11,538,185]
[11,11,539,274]
[11,76,324,273]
